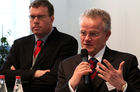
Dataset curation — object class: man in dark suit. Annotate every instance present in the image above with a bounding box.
[0,0,78,92]
[55,8,140,92]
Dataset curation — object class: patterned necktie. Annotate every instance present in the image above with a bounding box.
[89,58,98,79]
[34,40,43,58]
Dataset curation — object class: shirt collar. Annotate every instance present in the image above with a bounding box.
[88,46,106,62]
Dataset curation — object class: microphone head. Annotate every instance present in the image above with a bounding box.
[81,49,88,58]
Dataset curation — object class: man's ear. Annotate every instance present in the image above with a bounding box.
[105,31,111,41]
[50,16,54,22]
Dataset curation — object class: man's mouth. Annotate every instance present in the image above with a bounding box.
[33,26,40,30]
[84,43,92,46]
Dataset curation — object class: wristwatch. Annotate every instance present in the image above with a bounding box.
[118,83,127,92]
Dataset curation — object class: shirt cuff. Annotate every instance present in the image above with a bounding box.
[68,81,77,92]
[117,82,128,92]
[122,82,128,92]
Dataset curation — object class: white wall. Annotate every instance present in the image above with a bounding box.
[51,0,140,68]
[0,0,30,46]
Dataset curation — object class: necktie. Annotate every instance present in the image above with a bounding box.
[89,58,98,79]
[34,40,43,58]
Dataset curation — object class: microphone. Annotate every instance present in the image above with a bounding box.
[81,49,89,84]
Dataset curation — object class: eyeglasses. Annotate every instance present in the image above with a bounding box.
[80,31,100,38]
[29,15,49,21]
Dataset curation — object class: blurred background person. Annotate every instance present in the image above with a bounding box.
[0,0,78,92]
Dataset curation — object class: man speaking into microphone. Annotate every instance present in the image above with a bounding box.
[55,8,140,92]
[81,49,90,85]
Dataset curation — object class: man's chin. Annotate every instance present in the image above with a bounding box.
[34,33,43,38]
[82,46,93,50]
[82,48,94,55]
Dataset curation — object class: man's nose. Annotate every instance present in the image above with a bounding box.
[85,34,92,41]
[33,17,40,23]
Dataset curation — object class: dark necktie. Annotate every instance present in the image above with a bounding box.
[89,58,98,79]
[34,40,43,58]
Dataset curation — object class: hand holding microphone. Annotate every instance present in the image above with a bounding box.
[69,49,92,90]
[81,49,90,84]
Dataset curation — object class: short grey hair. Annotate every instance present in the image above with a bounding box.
[79,8,111,32]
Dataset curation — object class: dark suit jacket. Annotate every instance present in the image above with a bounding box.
[0,27,78,92]
[55,47,140,92]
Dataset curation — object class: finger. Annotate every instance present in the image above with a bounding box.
[81,63,90,68]
[97,62,109,72]
[77,62,92,74]
[77,65,92,73]
[10,65,16,70]
[96,67,106,76]
[45,69,51,72]
[118,61,125,72]
[77,62,90,68]
[83,69,93,75]
[103,59,114,70]
[81,62,90,66]
[77,62,91,70]
[97,73,106,81]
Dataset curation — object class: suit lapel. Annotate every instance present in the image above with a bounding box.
[32,28,59,68]
[91,46,115,92]
[23,35,35,68]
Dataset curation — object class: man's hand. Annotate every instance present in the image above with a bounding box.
[10,65,16,70]
[69,62,92,90]
[34,70,50,78]
[96,59,126,90]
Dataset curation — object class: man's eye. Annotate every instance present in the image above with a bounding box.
[29,15,46,20]
[29,16,35,19]
[90,33,99,36]
[38,15,44,19]
[80,31,86,35]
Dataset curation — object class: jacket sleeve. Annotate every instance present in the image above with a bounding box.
[55,61,71,92]
[124,56,140,92]
[32,36,78,86]
[0,40,36,87]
